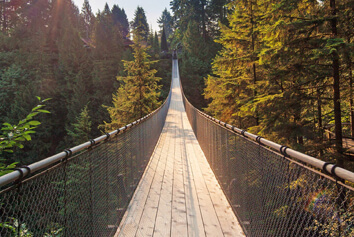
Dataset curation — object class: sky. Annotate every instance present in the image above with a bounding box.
[72,0,172,32]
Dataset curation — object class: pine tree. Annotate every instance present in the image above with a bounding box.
[112,4,129,38]
[102,33,162,131]
[132,6,149,41]
[205,0,263,127]
[91,8,124,134]
[67,105,92,145]
[153,31,160,56]
[80,0,95,38]
[161,26,168,52]
[157,8,173,39]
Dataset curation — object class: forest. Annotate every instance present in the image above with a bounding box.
[0,0,353,172]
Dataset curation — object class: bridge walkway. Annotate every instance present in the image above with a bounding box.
[115,60,244,237]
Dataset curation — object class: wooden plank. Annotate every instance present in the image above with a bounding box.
[181,117,206,237]
[115,122,170,237]
[134,117,172,236]
[153,107,176,236]
[181,111,225,237]
[186,117,244,237]
[170,103,188,237]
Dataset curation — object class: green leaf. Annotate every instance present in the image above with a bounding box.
[28,121,41,126]
[18,119,26,125]
[2,123,13,129]
[38,109,51,114]
[32,105,44,111]
[23,134,31,141]
[42,98,52,102]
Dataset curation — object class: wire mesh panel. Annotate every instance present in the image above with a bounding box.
[183,92,354,237]
[0,93,171,237]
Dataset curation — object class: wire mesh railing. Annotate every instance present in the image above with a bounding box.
[182,88,354,237]
[0,91,171,236]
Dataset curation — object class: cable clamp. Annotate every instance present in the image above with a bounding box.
[13,168,24,186]
[89,139,96,148]
[330,165,344,183]
[256,136,262,144]
[14,166,31,187]
[62,149,72,162]
[322,162,333,176]
[280,146,289,157]
[105,133,111,141]
[241,130,246,137]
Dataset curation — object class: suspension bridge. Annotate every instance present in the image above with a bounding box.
[0,58,353,236]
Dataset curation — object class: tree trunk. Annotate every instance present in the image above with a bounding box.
[250,0,259,126]
[317,89,324,157]
[350,68,354,138]
[347,39,354,137]
[330,0,343,167]
[317,89,323,134]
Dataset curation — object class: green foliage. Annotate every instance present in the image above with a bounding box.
[112,4,130,38]
[0,97,50,176]
[161,27,169,52]
[0,0,172,166]
[66,105,92,145]
[0,217,63,236]
[204,0,354,169]
[132,6,149,40]
[0,97,50,155]
[169,0,226,109]
[153,31,160,56]
[102,34,162,131]
[157,8,173,39]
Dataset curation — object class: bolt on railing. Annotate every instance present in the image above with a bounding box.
[0,91,171,236]
[182,86,354,237]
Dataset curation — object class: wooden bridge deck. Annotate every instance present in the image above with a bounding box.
[115,60,244,237]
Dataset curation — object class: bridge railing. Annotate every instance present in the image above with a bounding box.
[0,91,171,236]
[182,88,354,236]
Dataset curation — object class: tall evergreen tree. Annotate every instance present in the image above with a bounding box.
[132,6,149,41]
[157,8,173,38]
[102,33,162,131]
[153,31,160,55]
[80,0,95,38]
[91,8,124,133]
[161,26,169,52]
[112,4,129,38]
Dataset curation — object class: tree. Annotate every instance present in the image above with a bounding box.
[132,6,149,41]
[157,8,173,39]
[102,33,162,131]
[66,105,92,145]
[80,0,95,38]
[153,31,160,55]
[161,26,168,52]
[112,4,129,38]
